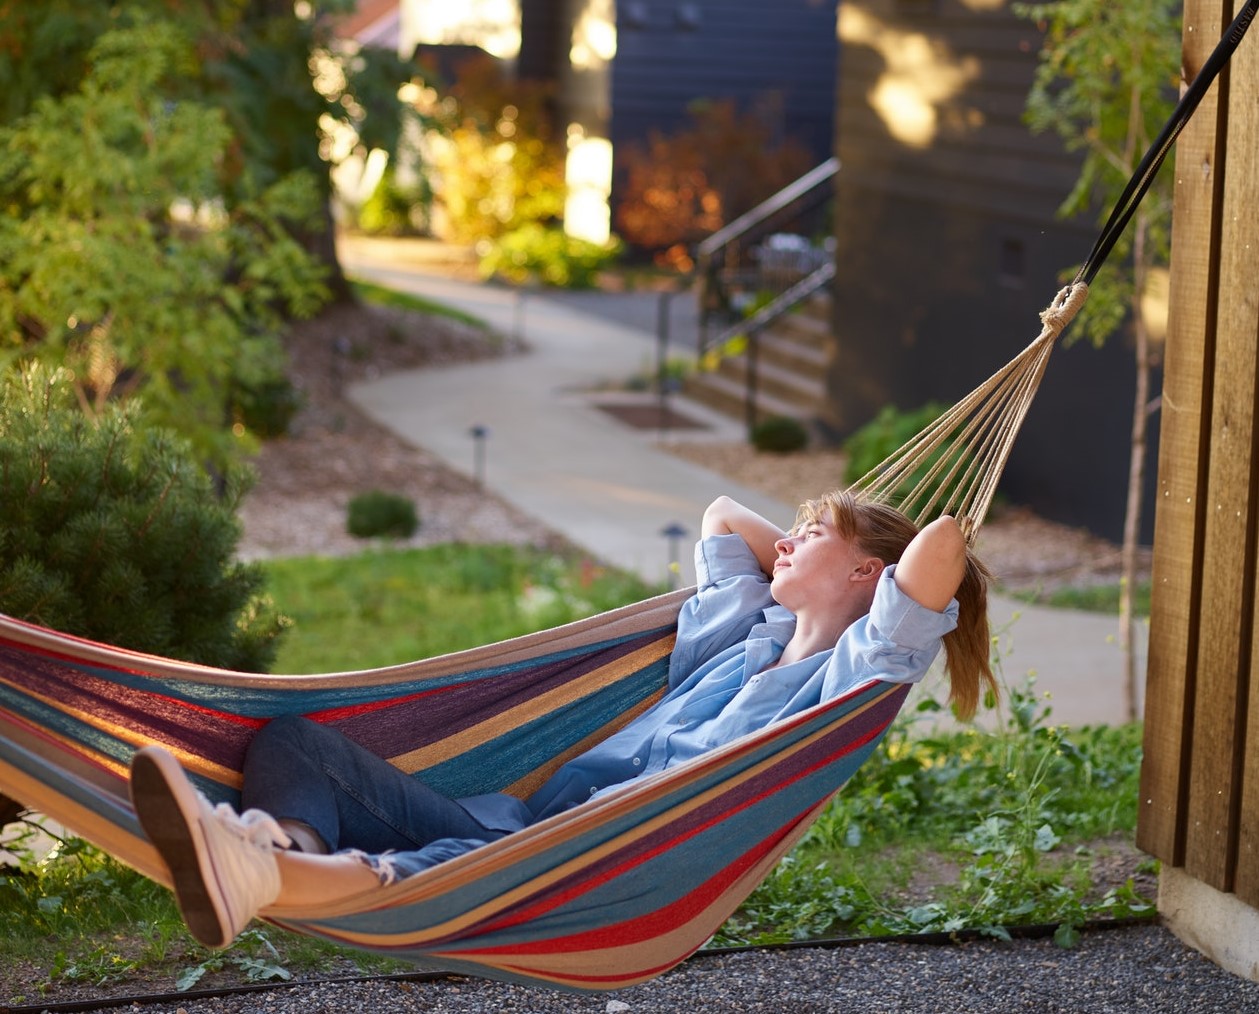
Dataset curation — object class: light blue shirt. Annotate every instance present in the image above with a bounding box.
[460,532,958,831]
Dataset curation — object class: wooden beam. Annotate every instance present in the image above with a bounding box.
[1227,8,1259,905]
[1136,0,1232,865]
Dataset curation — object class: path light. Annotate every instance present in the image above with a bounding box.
[469,425,489,487]
[660,522,688,589]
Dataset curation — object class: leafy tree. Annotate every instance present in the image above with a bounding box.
[615,97,815,269]
[0,13,328,467]
[211,0,424,298]
[0,3,425,465]
[1016,0,1181,718]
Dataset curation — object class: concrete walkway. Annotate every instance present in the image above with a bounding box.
[340,236,1146,728]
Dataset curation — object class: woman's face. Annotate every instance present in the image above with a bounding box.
[769,516,872,612]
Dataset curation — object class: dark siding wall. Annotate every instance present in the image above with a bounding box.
[610,0,840,163]
[518,0,567,82]
[826,0,1158,541]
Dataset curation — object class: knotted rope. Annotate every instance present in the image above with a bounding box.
[845,0,1259,543]
[845,282,1089,544]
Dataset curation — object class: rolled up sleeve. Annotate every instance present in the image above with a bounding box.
[821,565,959,697]
[668,534,774,688]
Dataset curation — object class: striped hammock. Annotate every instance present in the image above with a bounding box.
[0,590,909,992]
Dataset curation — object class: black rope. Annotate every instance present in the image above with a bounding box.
[1075,0,1259,287]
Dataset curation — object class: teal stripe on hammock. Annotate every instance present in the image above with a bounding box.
[0,679,143,780]
[411,655,672,798]
[0,728,140,840]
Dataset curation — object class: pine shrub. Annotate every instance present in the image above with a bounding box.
[0,365,287,672]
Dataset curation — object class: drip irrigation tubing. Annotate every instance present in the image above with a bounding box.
[0,915,1160,1014]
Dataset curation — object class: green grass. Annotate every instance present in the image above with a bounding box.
[1008,580,1152,616]
[261,544,660,673]
[1044,580,1151,615]
[349,278,488,330]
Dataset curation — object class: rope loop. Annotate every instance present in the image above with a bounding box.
[1038,282,1090,339]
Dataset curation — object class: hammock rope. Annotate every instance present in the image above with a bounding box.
[848,0,1259,542]
[846,281,1089,540]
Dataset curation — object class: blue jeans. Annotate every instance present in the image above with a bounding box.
[242,715,510,870]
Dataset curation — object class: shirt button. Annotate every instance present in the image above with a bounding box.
[590,786,598,795]
[632,757,641,766]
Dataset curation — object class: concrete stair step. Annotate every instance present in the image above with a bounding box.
[708,353,828,408]
[770,309,833,352]
[683,365,823,428]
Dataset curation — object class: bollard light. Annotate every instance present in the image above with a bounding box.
[660,522,688,589]
[469,425,489,487]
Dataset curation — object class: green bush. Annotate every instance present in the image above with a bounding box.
[751,415,809,453]
[0,365,287,672]
[479,224,622,289]
[346,490,419,539]
[356,166,429,236]
[230,375,303,439]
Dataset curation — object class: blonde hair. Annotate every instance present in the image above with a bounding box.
[794,491,996,720]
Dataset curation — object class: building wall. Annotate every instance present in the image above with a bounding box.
[825,0,1158,540]
[610,0,840,165]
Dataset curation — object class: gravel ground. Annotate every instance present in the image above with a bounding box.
[22,925,1259,1014]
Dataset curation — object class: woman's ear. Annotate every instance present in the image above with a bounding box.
[850,557,884,582]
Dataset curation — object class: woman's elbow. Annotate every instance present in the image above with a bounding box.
[702,495,738,536]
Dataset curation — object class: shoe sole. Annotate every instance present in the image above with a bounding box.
[130,747,233,949]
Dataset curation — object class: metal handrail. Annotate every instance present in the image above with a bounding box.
[696,158,840,356]
[696,157,840,258]
[703,261,836,434]
[703,260,836,353]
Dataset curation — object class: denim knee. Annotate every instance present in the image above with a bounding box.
[241,714,337,831]
[247,713,322,767]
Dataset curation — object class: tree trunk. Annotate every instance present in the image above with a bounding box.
[1121,211,1152,722]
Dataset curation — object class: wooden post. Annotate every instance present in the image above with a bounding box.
[1137,0,1259,911]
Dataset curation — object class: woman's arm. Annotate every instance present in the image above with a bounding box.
[701,495,786,578]
[893,515,968,612]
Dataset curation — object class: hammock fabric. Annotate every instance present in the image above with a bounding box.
[0,591,909,991]
[6,3,1257,994]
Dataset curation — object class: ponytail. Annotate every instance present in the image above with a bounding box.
[940,549,995,720]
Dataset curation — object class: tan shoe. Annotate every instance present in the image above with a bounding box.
[130,745,291,948]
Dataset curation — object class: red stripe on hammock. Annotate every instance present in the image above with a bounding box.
[455,689,898,953]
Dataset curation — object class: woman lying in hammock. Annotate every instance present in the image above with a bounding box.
[129,490,995,950]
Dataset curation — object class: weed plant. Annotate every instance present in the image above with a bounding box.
[715,667,1152,948]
